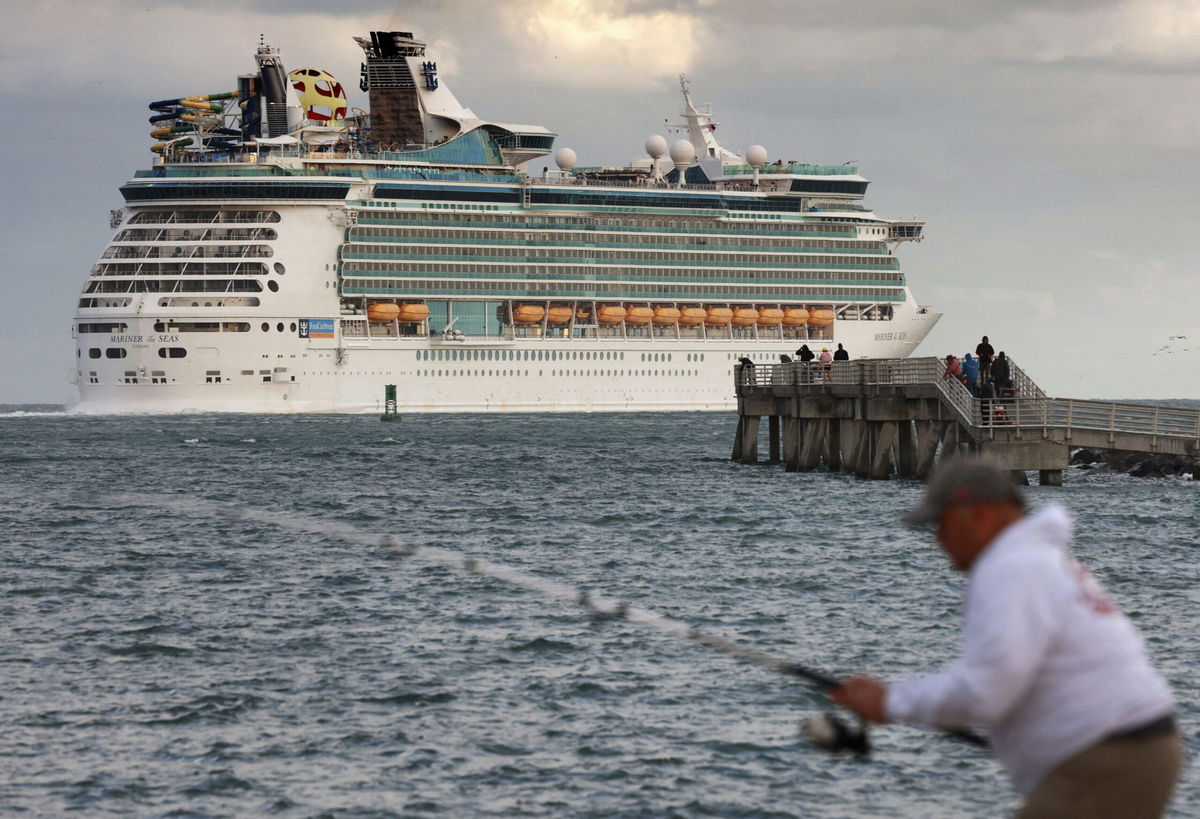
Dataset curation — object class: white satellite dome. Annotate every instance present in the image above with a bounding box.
[669,139,696,165]
[555,147,577,171]
[645,135,668,159]
[745,144,768,167]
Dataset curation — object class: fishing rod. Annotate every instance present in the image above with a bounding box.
[93,492,987,754]
[394,540,987,753]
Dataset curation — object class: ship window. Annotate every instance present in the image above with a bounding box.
[157,347,187,358]
[274,263,286,275]
[289,322,297,332]
[262,323,270,331]
[105,348,127,359]
[88,348,102,359]
[268,281,279,292]
[78,322,128,334]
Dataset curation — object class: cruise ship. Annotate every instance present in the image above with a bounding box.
[70,29,940,413]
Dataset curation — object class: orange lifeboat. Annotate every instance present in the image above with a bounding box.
[546,305,574,325]
[705,306,733,326]
[782,307,810,326]
[731,307,758,326]
[652,306,681,325]
[808,308,836,326]
[756,307,784,326]
[595,305,627,324]
[624,305,654,324]
[367,302,400,322]
[512,304,546,324]
[396,303,430,323]
[678,306,706,325]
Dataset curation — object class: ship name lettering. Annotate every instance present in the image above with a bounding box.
[110,334,143,343]
[874,331,908,342]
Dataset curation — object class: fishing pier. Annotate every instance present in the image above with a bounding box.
[732,358,1200,484]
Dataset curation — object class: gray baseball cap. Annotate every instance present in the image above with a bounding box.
[904,457,1025,525]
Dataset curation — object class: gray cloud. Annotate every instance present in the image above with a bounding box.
[2,0,1197,403]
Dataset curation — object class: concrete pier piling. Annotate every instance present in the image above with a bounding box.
[732,358,1200,484]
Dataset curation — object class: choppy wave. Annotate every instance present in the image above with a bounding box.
[0,411,1194,817]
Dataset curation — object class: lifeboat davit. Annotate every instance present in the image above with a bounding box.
[396,303,430,323]
[756,307,785,326]
[705,306,733,326]
[678,306,706,325]
[782,307,810,326]
[512,304,546,324]
[367,302,400,322]
[808,308,836,327]
[731,307,759,326]
[546,305,573,324]
[624,305,654,324]
[653,306,681,325]
[595,305,627,324]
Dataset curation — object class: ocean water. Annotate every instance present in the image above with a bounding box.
[1,407,1196,817]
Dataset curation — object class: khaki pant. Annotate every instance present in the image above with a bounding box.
[1018,729,1182,818]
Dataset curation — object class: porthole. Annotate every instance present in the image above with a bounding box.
[268,281,279,293]
[88,348,101,359]
[261,322,270,332]
[274,262,285,275]
[289,322,297,332]
[105,348,127,359]
[276,322,285,332]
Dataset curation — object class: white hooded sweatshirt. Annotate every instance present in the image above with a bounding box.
[886,503,1175,794]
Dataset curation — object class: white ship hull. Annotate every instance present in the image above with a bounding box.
[71,299,938,415]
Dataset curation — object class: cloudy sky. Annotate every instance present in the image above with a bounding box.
[3,0,1198,403]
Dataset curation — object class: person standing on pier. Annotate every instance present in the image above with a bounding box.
[962,353,980,396]
[976,336,995,382]
[796,345,816,384]
[942,354,962,383]
[736,356,755,385]
[833,343,849,361]
[992,352,1011,394]
[830,459,1180,817]
[818,347,834,382]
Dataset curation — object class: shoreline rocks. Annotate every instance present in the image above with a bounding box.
[1070,448,1198,479]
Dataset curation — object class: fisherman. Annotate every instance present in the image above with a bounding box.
[830,458,1180,817]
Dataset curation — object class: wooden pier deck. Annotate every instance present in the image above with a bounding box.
[732,358,1200,484]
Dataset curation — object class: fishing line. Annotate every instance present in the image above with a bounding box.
[86,491,986,752]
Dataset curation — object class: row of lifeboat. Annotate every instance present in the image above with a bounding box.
[367,301,836,327]
[366,302,431,323]
[514,305,835,327]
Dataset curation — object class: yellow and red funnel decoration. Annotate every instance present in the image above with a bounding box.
[288,68,347,124]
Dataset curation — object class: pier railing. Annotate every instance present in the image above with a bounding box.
[979,397,1200,438]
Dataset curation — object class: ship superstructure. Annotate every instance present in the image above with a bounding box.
[71,29,940,413]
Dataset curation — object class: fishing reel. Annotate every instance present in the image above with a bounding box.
[801,711,871,756]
